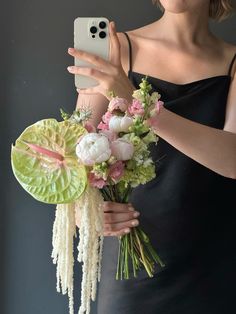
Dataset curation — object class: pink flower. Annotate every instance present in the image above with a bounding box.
[108,160,125,182]
[108,97,129,113]
[128,99,145,116]
[97,121,109,130]
[155,100,164,113]
[103,111,113,124]
[97,111,113,130]
[88,172,107,189]
[84,122,96,133]
[111,138,134,161]
[148,100,164,119]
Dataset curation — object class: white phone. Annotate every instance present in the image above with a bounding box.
[74,17,110,89]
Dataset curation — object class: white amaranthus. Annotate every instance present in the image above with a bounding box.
[76,185,104,314]
[51,185,104,314]
[51,202,77,314]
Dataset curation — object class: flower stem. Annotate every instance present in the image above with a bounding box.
[129,230,137,278]
[116,237,122,280]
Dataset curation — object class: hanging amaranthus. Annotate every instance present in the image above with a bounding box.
[75,185,104,314]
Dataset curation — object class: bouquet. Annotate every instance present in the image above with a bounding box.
[11,76,165,314]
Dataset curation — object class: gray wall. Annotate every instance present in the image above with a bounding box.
[1,1,236,314]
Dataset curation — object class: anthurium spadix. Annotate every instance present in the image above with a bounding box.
[11,118,88,204]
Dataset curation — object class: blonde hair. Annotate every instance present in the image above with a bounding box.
[152,0,235,21]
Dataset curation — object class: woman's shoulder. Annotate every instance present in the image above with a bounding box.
[116,24,157,75]
[219,37,236,55]
[218,38,236,76]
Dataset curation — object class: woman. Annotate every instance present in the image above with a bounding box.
[67,1,236,313]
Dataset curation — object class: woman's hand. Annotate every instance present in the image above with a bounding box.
[76,201,140,236]
[103,201,140,237]
[67,21,136,102]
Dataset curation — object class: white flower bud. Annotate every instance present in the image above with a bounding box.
[109,116,133,133]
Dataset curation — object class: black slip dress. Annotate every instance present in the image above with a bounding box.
[96,32,236,314]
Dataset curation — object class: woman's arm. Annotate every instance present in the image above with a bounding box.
[75,92,109,127]
[148,70,236,179]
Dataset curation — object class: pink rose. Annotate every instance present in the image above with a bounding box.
[128,99,145,116]
[108,97,129,113]
[88,172,106,189]
[108,160,124,182]
[111,138,134,161]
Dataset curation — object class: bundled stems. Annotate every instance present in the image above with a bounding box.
[101,183,165,280]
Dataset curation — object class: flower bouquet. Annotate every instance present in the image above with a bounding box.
[11,76,165,314]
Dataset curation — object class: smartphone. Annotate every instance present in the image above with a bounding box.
[74,17,110,89]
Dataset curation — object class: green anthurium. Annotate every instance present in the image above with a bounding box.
[11,118,88,204]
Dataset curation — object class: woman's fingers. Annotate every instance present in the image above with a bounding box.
[104,218,139,233]
[109,21,121,67]
[104,210,140,224]
[68,47,116,75]
[67,65,112,81]
[102,201,140,237]
[103,201,135,213]
[104,228,131,237]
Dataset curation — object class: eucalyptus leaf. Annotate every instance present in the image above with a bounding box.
[11,119,88,204]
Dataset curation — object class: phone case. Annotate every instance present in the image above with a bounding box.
[74,17,110,89]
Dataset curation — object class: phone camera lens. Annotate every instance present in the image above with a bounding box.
[99,21,106,29]
[99,31,106,39]
[90,26,97,34]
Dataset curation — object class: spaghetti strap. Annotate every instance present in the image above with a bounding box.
[122,32,133,78]
[227,52,236,77]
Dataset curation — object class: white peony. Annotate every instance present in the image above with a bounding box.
[76,133,111,165]
[108,115,133,133]
[111,138,134,161]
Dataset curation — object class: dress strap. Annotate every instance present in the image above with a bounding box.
[227,52,236,77]
[122,32,133,78]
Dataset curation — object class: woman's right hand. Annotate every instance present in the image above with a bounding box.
[103,201,140,236]
[75,201,140,237]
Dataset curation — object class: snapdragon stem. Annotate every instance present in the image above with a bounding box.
[133,228,153,277]
[100,187,165,280]
[130,230,137,278]
[136,227,165,267]
[120,238,125,280]
[116,237,121,280]
[124,235,129,279]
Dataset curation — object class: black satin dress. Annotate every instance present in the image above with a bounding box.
[96,32,236,314]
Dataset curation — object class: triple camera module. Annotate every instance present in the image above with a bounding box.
[90,20,107,39]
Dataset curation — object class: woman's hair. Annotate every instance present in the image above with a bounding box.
[152,0,235,21]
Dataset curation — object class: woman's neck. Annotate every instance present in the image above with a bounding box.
[155,8,213,46]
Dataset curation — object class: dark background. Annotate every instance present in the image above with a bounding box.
[1,1,236,314]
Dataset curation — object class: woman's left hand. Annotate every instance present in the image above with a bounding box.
[67,21,136,102]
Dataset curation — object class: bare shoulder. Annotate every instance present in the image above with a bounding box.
[116,31,130,75]
[116,24,152,75]
[220,39,236,77]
